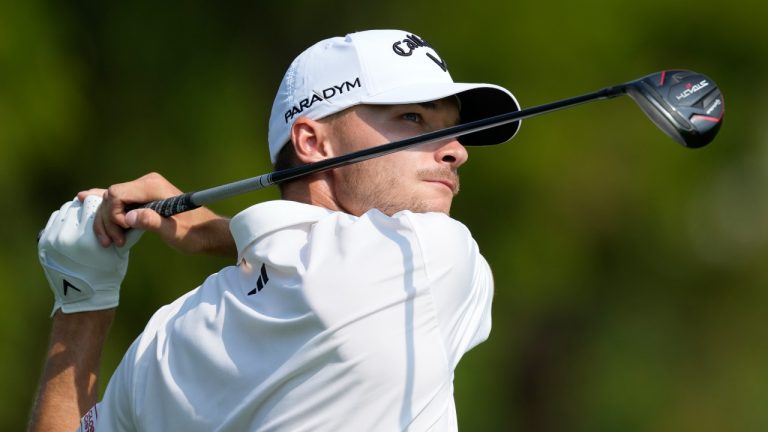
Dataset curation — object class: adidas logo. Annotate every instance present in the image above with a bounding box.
[247,263,269,296]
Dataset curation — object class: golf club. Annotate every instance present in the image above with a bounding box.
[128,69,725,217]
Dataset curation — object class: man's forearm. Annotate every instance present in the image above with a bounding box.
[192,212,237,258]
[28,309,115,432]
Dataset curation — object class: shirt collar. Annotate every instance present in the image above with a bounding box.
[230,200,332,261]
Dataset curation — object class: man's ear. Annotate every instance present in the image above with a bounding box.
[290,117,336,164]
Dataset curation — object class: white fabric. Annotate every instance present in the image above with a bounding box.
[86,200,493,431]
[38,196,142,315]
[267,29,520,162]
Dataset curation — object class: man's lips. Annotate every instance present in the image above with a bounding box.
[424,178,457,194]
[418,168,460,195]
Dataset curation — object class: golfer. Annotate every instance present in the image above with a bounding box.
[30,29,521,431]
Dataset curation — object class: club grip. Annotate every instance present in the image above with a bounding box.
[133,192,199,217]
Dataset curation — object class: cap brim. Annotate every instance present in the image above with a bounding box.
[362,82,521,146]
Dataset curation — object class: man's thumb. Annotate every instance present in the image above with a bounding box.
[125,209,162,231]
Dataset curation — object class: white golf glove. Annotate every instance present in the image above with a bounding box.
[38,196,143,315]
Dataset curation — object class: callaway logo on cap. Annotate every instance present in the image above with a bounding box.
[267,29,522,163]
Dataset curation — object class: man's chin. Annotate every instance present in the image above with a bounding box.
[407,198,452,215]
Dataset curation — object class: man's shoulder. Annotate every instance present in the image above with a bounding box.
[364,210,481,268]
[230,202,476,260]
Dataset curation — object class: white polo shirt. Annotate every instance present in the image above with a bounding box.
[84,200,493,431]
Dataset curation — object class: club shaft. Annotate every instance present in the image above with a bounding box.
[142,85,626,217]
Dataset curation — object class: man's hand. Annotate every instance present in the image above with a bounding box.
[82,172,236,257]
[38,195,142,315]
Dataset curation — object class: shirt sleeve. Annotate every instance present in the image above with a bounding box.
[402,211,494,368]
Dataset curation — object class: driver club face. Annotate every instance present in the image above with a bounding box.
[624,70,724,148]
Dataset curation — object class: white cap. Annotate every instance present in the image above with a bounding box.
[268,29,521,163]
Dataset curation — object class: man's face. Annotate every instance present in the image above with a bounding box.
[326,97,466,216]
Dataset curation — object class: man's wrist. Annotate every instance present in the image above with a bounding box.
[51,308,117,337]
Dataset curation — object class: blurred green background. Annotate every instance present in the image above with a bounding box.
[2,0,766,430]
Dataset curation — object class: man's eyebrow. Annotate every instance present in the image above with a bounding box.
[420,101,461,125]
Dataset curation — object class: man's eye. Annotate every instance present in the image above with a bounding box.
[402,113,422,123]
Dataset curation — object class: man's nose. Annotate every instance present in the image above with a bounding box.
[434,138,469,168]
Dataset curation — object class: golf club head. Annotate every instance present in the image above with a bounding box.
[624,70,724,148]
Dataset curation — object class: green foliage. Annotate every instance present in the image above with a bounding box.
[3,0,766,429]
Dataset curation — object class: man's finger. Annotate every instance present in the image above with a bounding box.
[93,208,113,247]
[126,208,180,250]
[77,188,107,202]
[99,188,129,247]
[125,209,164,232]
[103,187,131,229]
